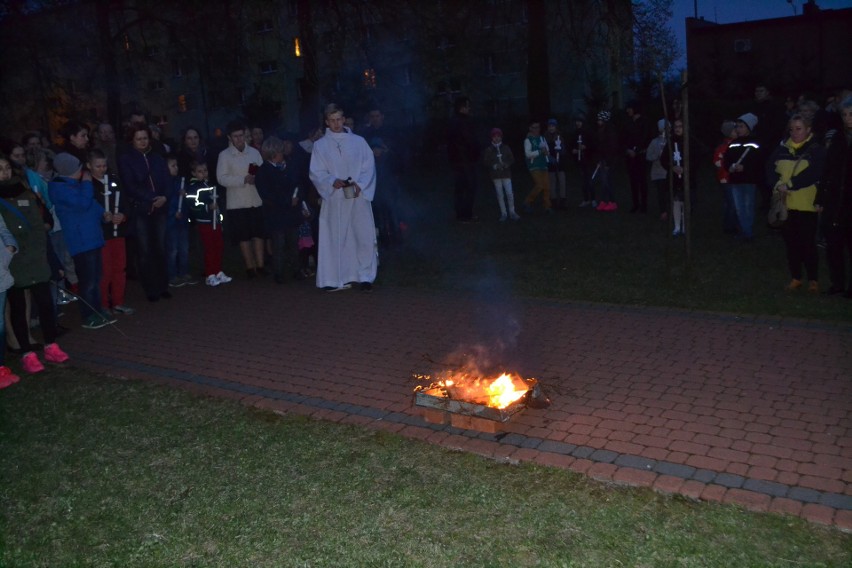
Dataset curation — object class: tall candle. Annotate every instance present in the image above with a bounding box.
[113,190,120,237]
[103,174,110,211]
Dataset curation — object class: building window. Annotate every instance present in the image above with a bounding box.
[363,68,377,89]
[149,80,165,91]
[144,46,159,58]
[294,37,302,57]
[177,95,187,112]
[259,60,278,74]
[256,19,273,33]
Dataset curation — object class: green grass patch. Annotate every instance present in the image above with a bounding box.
[380,168,852,321]
[2,368,848,567]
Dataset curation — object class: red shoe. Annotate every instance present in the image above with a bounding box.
[0,365,20,388]
[21,352,45,374]
[605,202,618,211]
[596,201,608,211]
[44,343,70,364]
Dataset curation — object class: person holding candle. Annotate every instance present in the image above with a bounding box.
[185,161,230,287]
[571,115,596,208]
[49,153,116,329]
[724,113,763,242]
[165,154,195,288]
[481,127,518,221]
[87,149,134,315]
[659,120,689,236]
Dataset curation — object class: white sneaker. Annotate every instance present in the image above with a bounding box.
[215,271,232,284]
[205,274,220,287]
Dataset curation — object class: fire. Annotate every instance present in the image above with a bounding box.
[416,371,531,409]
[486,373,528,409]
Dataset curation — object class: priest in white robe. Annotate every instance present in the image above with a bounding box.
[309,104,378,291]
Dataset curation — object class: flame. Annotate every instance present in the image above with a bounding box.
[415,372,530,409]
[486,373,527,409]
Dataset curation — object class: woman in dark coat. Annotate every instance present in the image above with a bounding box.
[118,124,171,301]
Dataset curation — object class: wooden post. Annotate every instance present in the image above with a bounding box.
[682,70,691,262]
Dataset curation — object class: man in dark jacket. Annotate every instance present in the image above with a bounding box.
[447,96,480,222]
[724,113,763,242]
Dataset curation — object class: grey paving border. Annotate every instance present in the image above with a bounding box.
[76,352,852,512]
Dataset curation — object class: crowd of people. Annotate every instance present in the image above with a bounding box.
[465,86,852,299]
[0,85,850,389]
[0,103,387,388]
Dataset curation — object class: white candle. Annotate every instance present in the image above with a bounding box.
[103,174,110,211]
[212,186,218,230]
[113,190,120,237]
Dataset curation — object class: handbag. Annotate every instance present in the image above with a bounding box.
[767,189,788,228]
[768,152,804,228]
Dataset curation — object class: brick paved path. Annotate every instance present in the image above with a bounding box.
[60,280,852,529]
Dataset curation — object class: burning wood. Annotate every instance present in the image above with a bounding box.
[414,371,533,409]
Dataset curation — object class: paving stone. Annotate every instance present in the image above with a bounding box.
[714,473,746,489]
[818,492,852,511]
[653,461,696,479]
[589,449,619,464]
[614,454,656,471]
[537,440,577,456]
[692,469,717,483]
[787,487,822,504]
[570,446,595,459]
[742,479,790,498]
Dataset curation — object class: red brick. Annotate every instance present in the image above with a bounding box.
[776,471,800,486]
[507,447,540,463]
[640,447,670,461]
[723,488,772,512]
[652,474,685,495]
[747,466,778,482]
[798,475,846,494]
[568,458,594,474]
[747,454,778,468]
[834,510,852,532]
[699,484,727,503]
[670,440,710,455]
[612,467,657,488]
[605,441,644,455]
[707,447,750,463]
[587,462,618,481]
[533,452,575,469]
[797,462,843,479]
[800,504,835,526]
[768,497,803,517]
[632,434,672,450]
[421,408,448,425]
[685,455,728,472]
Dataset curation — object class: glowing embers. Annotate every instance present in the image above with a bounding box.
[414,371,549,432]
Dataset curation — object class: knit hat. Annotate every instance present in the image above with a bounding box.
[53,152,81,177]
[597,110,611,122]
[490,127,503,138]
[720,120,737,138]
[547,118,558,126]
[737,113,758,132]
[657,119,667,132]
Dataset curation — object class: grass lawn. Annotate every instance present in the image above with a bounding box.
[379,165,852,322]
[1,368,849,567]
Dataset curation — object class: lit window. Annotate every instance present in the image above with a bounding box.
[363,68,376,89]
[178,95,187,112]
[294,37,302,57]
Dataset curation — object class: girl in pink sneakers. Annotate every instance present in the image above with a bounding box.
[0,154,69,375]
[0,211,20,388]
